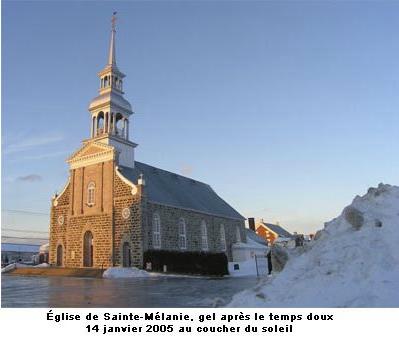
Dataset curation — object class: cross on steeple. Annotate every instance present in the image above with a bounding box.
[111,12,117,31]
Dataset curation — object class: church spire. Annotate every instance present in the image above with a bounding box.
[88,13,134,142]
[108,12,117,66]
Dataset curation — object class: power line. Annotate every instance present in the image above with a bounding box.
[2,209,49,216]
[2,236,48,240]
[2,228,49,234]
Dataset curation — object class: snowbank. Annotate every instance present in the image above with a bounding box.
[35,263,50,268]
[1,263,30,273]
[228,184,399,307]
[103,267,151,279]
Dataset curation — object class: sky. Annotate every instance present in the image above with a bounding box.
[2,0,399,236]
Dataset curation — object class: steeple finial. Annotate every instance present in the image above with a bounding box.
[108,12,117,66]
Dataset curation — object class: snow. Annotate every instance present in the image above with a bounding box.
[103,267,151,278]
[39,243,49,253]
[228,184,399,307]
[1,263,30,273]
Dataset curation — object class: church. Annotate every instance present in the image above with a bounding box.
[49,15,246,273]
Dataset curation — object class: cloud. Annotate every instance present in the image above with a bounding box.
[180,164,193,177]
[3,135,64,155]
[17,174,42,182]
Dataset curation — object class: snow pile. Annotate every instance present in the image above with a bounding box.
[35,263,50,268]
[229,184,399,307]
[1,263,30,273]
[103,267,151,279]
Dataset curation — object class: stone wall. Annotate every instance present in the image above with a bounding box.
[49,182,70,266]
[66,213,113,268]
[112,172,144,267]
[143,202,246,261]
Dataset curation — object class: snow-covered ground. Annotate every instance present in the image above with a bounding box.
[103,267,151,278]
[102,267,211,279]
[228,184,399,307]
[34,263,50,268]
[1,263,30,273]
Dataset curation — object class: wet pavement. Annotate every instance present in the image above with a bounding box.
[1,274,259,308]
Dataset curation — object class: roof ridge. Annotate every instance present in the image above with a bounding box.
[135,161,210,187]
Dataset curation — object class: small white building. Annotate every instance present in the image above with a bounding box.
[228,229,269,276]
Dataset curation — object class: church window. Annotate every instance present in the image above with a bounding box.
[152,213,161,249]
[87,182,95,206]
[220,224,226,251]
[201,220,208,251]
[236,226,241,243]
[178,218,187,250]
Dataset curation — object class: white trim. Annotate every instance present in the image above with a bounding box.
[178,218,187,250]
[115,166,138,195]
[201,220,208,251]
[152,213,161,249]
[220,224,227,252]
[53,177,71,207]
[67,141,115,162]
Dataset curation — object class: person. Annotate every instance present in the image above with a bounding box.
[267,250,272,275]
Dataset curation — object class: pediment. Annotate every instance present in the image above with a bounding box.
[67,141,115,169]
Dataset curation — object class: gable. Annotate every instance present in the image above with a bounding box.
[79,145,109,157]
[67,141,116,169]
[259,222,293,238]
[256,224,278,236]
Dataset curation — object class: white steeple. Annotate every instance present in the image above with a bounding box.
[108,13,117,66]
[88,12,133,140]
[87,13,137,168]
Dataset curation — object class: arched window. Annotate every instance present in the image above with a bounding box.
[152,213,161,249]
[97,112,104,135]
[115,113,124,136]
[201,220,208,251]
[220,224,226,251]
[87,182,95,206]
[178,218,187,250]
[236,226,241,243]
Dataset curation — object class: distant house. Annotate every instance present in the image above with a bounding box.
[1,243,40,265]
[252,219,293,245]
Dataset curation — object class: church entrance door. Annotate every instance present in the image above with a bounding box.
[122,242,131,267]
[83,231,93,267]
[56,245,63,266]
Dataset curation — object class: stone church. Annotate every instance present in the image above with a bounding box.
[49,15,246,270]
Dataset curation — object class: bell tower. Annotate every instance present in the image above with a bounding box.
[87,13,137,168]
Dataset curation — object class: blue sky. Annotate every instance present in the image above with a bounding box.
[2,0,398,235]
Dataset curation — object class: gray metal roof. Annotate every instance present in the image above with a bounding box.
[260,222,293,238]
[119,162,245,220]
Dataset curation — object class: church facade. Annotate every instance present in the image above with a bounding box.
[49,16,246,270]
